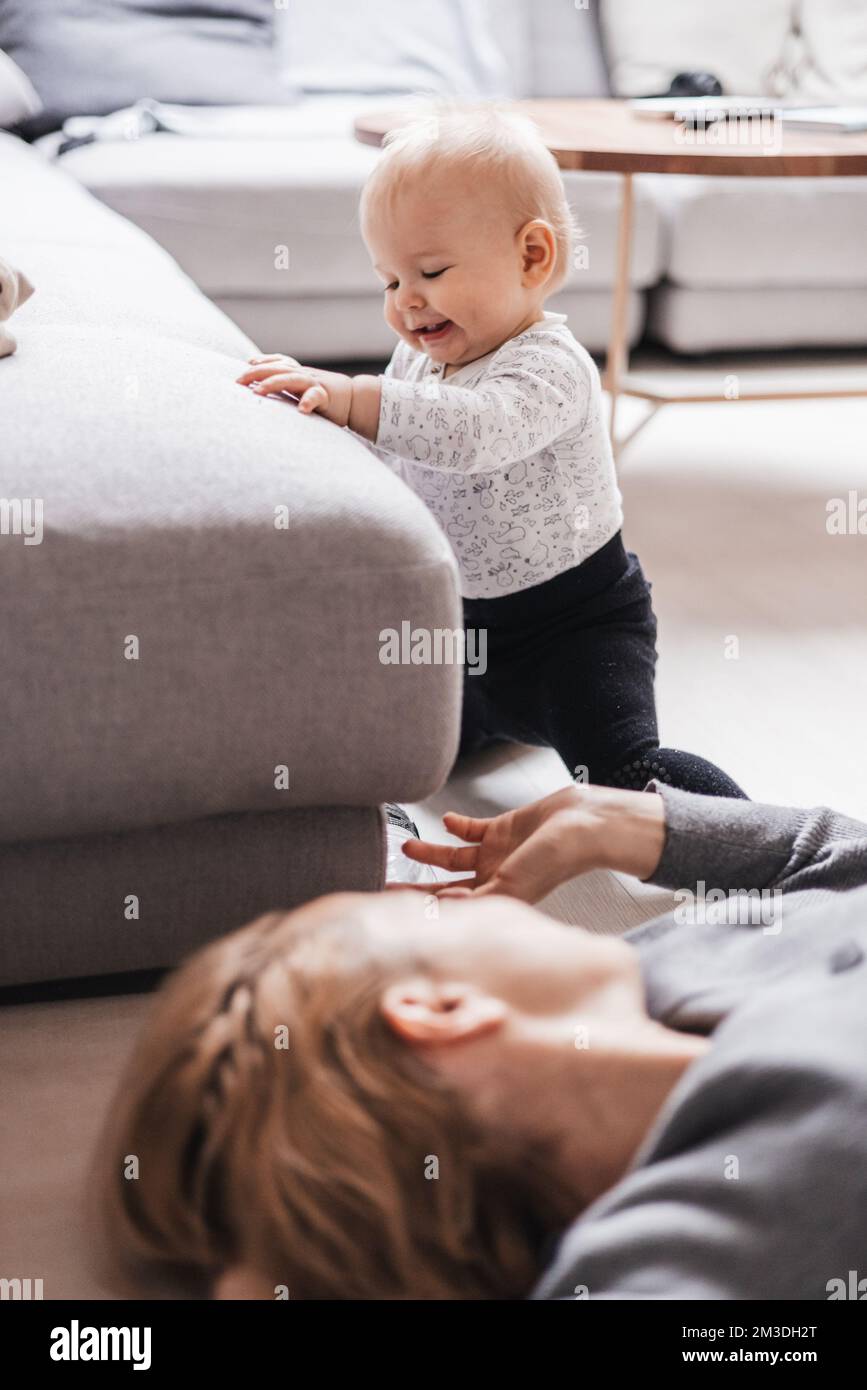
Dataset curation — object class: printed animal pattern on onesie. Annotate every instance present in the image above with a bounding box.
[368,312,624,598]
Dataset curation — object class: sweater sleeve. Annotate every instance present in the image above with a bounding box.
[646,780,867,897]
[375,339,589,474]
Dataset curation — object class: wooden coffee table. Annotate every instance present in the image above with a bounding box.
[355,99,867,452]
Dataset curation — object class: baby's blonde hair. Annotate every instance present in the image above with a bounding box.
[360,102,578,293]
[91,899,570,1300]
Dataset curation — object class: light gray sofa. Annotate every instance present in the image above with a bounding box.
[36,0,867,360]
[0,130,463,987]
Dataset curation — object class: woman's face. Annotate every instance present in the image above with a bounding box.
[361,889,634,1010]
[299,888,644,1095]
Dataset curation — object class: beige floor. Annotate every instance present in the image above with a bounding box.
[3,378,867,1300]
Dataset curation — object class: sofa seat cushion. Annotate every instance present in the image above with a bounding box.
[59,128,385,299]
[55,105,664,298]
[0,805,384,988]
[646,174,867,289]
[648,284,867,353]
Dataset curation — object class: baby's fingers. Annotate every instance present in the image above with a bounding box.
[248,373,303,397]
[247,353,300,367]
[237,362,295,385]
[298,383,329,414]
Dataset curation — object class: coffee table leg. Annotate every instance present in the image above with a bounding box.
[605,172,634,447]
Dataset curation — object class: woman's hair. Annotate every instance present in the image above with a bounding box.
[359,102,579,292]
[91,901,569,1300]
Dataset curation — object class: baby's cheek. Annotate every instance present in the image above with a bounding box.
[461,274,489,314]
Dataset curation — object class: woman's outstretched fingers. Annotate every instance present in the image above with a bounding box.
[401,838,478,872]
[441,811,489,842]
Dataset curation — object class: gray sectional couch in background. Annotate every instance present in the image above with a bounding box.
[24,0,867,361]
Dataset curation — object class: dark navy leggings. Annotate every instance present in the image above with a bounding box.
[458,531,748,799]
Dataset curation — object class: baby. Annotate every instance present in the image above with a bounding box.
[238,106,745,798]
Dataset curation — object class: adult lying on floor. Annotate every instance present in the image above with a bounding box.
[95,780,867,1300]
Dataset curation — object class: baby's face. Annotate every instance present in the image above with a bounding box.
[364,171,540,371]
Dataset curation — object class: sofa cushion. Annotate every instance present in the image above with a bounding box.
[600,0,793,97]
[0,806,384,987]
[648,283,867,352]
[1,326,462,842]
[525,0,610,99]
[793,0,867,104]
[275,0,518,98]
[646,174,867,288]
[0,0,293,140]
[274,0,609,103]
[56,124,384,299]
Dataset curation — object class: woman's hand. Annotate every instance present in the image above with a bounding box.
[400,784,666,903]
[237,355,353,426]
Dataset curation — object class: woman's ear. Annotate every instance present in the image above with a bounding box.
[517,219,557,287]
[381,976,507,1046]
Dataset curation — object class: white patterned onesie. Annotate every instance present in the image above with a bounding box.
[365,310,623,599]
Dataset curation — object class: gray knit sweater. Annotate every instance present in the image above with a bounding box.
[533,782,867,1300]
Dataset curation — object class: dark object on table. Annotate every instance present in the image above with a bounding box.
[666,71,724,98]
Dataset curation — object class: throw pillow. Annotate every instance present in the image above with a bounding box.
[0,0,293,140]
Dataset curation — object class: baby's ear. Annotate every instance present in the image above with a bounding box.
[518,220,557,286]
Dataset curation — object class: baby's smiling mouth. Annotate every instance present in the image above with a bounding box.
[413,319,453,342]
